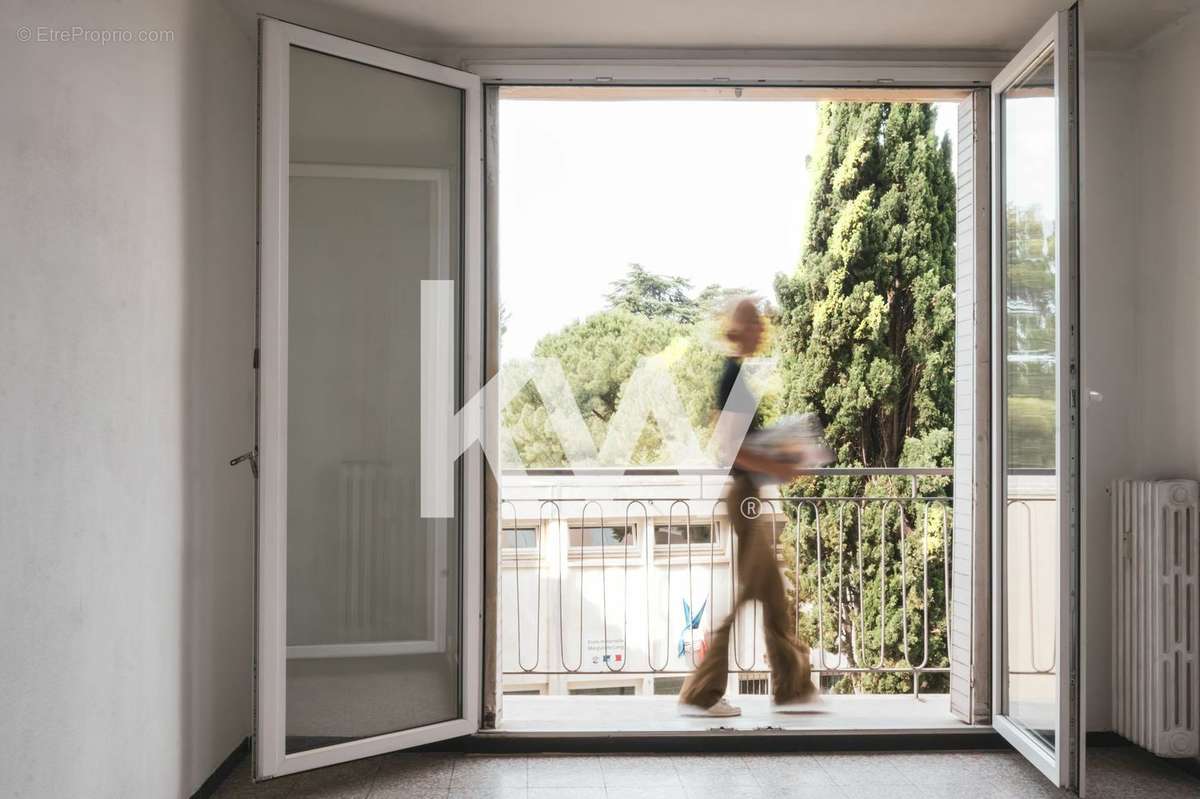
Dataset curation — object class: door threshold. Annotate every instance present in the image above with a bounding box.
[415,727,1007,754]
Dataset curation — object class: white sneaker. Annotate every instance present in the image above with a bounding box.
[678,698,742,717]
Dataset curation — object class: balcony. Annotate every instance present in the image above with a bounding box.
[497,466,971,733]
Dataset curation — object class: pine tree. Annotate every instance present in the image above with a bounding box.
[774,102,957,693]
[605,263,700,324]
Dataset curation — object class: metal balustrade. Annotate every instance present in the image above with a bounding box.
[1005,495,1059,677]
[500,467,956,695]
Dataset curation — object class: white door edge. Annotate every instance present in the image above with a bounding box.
[255,16,484,780]
[989,4,1080,791]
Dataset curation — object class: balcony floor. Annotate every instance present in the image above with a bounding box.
[497,693,962,733]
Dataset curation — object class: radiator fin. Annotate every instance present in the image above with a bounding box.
[1112,479,1200,757]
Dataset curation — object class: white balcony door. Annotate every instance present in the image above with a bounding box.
[256,18,483,778]
[990,4,1080,790]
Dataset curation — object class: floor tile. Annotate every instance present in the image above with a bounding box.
[450,756,528,790]
[983,781,1073,799]
[1086,765,1200,799]
[371,787,448,799]
[887,751,979,785]
[290,759,379,799]
[526,755,605,788]
[370,753,456,797]
[673,755,756,788]
[963,751,1047,784]
[529,789,603,799]
[813,753,912,786]
[670,755,751,769]
[606,786,688,799]
[835,786,928,799]
[743,753,838,787]
[600,755,683,787]
[683,783,766,799]
[447,788,525,799]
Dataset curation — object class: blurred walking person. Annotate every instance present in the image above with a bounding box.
[678,298,827,717]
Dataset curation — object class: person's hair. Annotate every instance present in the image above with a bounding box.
[723,296,762,343]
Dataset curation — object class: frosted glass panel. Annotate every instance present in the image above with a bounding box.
[284,45,462,753]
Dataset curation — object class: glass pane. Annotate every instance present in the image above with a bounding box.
[285,45,462,753]
[654,523,713,546]
[502,527,538,549]
[1001,49,1059,751]
[568,526,633,547]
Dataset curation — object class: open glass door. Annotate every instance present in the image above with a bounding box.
[991,3,1080,790]
[256,18,483,778]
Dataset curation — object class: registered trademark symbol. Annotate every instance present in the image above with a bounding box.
[740,497,760,519]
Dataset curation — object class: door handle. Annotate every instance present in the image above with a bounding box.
[230,450,258,478]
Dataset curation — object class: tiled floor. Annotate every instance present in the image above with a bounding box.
[1086,746,1200,799]
[212,746,1196,799]
[213,747,1200,798]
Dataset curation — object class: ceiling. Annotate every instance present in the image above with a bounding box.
[235,0,1198,54]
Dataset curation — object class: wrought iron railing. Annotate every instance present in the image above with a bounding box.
[500,466,955,696]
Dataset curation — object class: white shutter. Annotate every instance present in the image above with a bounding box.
[950,89,991,724]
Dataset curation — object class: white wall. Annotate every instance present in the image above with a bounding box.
[1132,14,1200,764]
[1132,13,1200,481]
[1081,10,1200,735]
[1081,52,1140,733]
[0,1,256,796]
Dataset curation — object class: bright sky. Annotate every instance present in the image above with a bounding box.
[499,99,959,359]
[1005,97,1058,215]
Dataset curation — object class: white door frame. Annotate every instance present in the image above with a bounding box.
[253,10,1085,763]
[989,4,1081,790]
[256,17,484,779]
[477,84,998,733]
[464,57,1004,86]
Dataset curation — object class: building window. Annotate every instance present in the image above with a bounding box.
[654,522,716,547]
[653,676,686,696]
[503,688,543,696]
[501,526,538,550]
[569,685,636,696]
[738,673,770,695]
[568,525,635,548]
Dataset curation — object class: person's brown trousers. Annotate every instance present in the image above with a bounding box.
[679,474,815,708]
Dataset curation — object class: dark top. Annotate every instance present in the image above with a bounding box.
[716,357,761,432]
[716,357,761,475]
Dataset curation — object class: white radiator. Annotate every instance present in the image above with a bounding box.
[339,461,391,633]
[1112,479,1199,757]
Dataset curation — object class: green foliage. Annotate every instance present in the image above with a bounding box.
[504,310,678,466]
[605,263,701,324]
[775,102,957,694]
[502,264,729,467]
[775,102,956,467]
[1003,204,1057,470]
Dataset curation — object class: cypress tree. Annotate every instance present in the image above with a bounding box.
[775,102,957,693]
[776,102,956,465]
